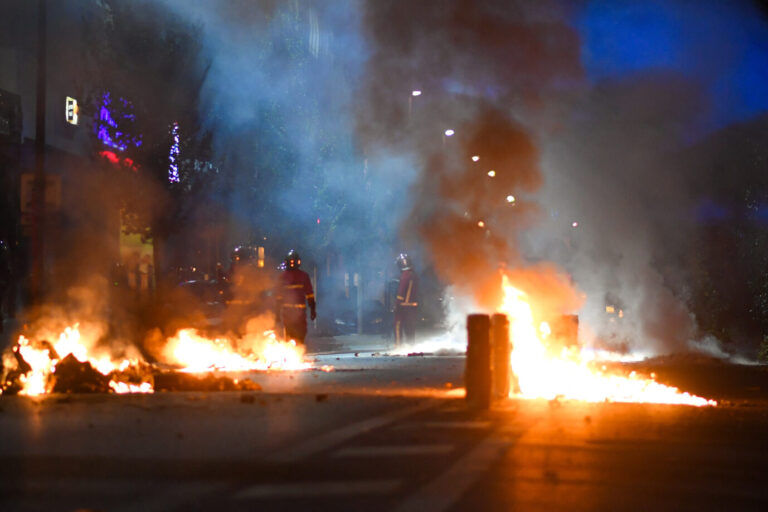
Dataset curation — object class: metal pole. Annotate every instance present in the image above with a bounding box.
[491,313,510,400]
[465,314,491,409]
[312,264,318,330]
[356,271,363,335]
[30,0,47,301]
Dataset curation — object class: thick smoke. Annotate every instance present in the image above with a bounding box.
[357,0,768,355]
[158,0,370,253]
[407,106,543,308]
[357,1,583,312]
[147,0,768,356]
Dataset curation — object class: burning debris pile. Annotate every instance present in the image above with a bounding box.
[1,325,153,396]
[1,322,315,396]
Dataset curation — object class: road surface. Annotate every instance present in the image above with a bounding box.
[1,335,768,511]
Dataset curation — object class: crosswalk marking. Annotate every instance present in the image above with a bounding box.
[393,434,508,512]
[235,479,401,499]
[269,399,439,463]
[333,444,454,457]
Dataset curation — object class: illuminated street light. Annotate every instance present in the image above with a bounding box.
[506,195,515,203]
[444,129,455,137]
[487,170,496,177]
[472,155,480,162]
[477,220,485,228]
[572,221,579,228]
[412,90,422,96]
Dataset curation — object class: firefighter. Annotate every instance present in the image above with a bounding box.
[277,250,316,344]
[394,253,418,346]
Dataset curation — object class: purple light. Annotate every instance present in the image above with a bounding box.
[95,92,142,152]
[168,122,180,183]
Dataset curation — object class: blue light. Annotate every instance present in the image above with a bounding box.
[168,122,180,183]
[95,92,142,152]
[576,0,768,130]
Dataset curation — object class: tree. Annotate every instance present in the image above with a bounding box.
[80,0,218,278]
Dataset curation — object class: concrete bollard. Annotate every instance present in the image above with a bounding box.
[466,314,491,409]
[491,313,510,400]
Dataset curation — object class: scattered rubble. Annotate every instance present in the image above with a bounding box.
[51,354,110,394]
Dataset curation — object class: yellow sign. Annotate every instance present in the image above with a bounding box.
[65,96,78,125]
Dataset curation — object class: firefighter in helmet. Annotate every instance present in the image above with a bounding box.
[394,253,418,346]
[276,249,316,344]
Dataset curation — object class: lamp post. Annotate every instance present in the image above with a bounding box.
[408,89,421,121]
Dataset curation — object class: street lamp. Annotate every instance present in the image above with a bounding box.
[444,129,455,137]
[408,90,421,118]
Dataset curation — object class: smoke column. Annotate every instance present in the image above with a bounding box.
[154,0,768,355]
[357,0,768,355]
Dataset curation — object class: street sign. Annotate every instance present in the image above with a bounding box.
[65,96,78,125]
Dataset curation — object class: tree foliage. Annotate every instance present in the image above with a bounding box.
[80,0,217,246]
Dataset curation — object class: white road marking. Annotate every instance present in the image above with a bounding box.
[235,479,401,499]
[333,444,454,457]
[393,433,508,512]
[269,399,439,463]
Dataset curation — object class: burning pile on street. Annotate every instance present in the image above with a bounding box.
[0,322,314,396]
[499,275,716,407]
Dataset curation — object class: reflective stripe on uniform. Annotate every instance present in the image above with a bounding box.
[405,280,413,304]
[284,284,304,289]
[282,303,307,309]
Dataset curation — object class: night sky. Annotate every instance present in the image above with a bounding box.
[577,0,768,133]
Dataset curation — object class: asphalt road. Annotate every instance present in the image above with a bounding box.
[1,339,768,511]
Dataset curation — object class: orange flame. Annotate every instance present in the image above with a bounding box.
[12,325,151,396]
[6,322,315,396]
[500,275,716,406]
[163,328,311,372]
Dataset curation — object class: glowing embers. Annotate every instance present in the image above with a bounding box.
[499,276,716,407]
[163,329,311,373]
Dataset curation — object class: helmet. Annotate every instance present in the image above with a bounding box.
[396,253,411,271]
[284,249,301,269]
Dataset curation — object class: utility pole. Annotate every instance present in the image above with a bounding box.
[30,0,47,301]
